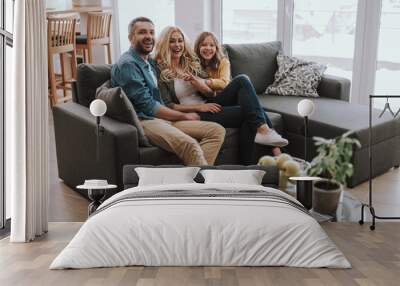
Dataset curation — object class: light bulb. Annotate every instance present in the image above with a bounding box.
[297,99,315,117]
[90,99,107,117]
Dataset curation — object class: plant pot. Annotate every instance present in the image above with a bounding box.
[312,180,342,215]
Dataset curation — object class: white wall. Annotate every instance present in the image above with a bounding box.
[174,0,204,42]
[175,0,221,41]
[114,0,175,54]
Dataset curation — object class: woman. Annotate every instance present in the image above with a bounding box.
[155,26,286,164]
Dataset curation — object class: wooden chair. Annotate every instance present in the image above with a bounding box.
[76,12,112,64]
[47,14,78,107]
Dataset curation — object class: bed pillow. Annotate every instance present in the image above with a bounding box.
[200,169,266,185]
[265,53,327,97]
[135,167,201,186]
[96,80,152,147]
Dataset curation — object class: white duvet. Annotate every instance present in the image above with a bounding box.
[50,183,351,269]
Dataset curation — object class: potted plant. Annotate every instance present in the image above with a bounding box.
[307,131,361,214]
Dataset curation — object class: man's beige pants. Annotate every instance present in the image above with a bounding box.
[141,119,225,165]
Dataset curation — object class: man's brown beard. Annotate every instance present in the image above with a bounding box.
[136,40,154,55]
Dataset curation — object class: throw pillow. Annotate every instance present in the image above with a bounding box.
[135,167,201,186]
[95,80,152,147]
[265,53,327,97]
[200,169,266,185]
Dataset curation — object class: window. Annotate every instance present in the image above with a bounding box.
[375,0,400,110]
[1,0,14,230]
[292,0,358,80]
[222,0,277,44]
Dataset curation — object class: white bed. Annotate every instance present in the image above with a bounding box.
[50,183,351,269]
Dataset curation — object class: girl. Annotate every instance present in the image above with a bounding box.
[194,31,287,152]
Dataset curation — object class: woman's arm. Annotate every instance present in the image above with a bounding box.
[171,102,222,113]
[180,71,215,97]
[190,76,214,94]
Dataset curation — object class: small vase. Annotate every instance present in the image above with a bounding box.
[312,180,342,215]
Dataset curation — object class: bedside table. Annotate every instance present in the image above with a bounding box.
[288,176,321,210]
[77,180,117,216]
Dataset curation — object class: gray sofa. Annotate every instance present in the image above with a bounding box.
[223,42,400,187]
[53,41,400,194]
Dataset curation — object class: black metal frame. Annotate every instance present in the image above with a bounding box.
[359,94,400,230]
[0,0,14,231]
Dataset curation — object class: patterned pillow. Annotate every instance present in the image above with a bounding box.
[265,53,327,97]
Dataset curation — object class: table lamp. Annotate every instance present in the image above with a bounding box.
[297,99,315,161]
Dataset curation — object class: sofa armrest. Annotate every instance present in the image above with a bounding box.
[317,74,351,102]
[52,102,140,191]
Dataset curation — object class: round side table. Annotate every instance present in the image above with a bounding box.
[77,183,117,216]
[289,176,321,210]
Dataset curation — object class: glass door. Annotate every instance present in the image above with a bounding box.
[374,0,400,110]
[292,0,358,80]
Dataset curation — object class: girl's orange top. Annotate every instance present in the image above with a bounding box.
[206,57,231,90]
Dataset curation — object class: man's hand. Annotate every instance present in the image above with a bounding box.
[196,103,221,113]
[181,112,200,121]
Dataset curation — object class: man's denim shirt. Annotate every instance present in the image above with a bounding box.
[111,47,162,119]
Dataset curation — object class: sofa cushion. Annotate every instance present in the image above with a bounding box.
[266,53,327,97]
[76,64,112,107]
[96,80,151,147]
[258,94,400,147]
[223,42,281,94]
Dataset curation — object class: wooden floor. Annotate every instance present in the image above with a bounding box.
[1,222,400,286]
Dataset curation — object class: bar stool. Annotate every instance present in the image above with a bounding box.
[76,11,112,64]
[47,14,78,107]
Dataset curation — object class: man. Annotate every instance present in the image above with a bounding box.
[111,17,225,165]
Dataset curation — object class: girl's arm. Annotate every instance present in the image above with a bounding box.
[206,58,231,90]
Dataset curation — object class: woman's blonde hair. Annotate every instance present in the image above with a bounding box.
[155,26,203,82]
[194,31,225,71]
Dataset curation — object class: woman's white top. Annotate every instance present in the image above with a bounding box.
[174,79,205,105]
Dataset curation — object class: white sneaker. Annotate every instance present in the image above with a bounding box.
[255,129,289,147]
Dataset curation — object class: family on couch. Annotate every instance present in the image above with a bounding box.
[111,16,288,165]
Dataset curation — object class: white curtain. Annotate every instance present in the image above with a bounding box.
[7,0,49,242]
